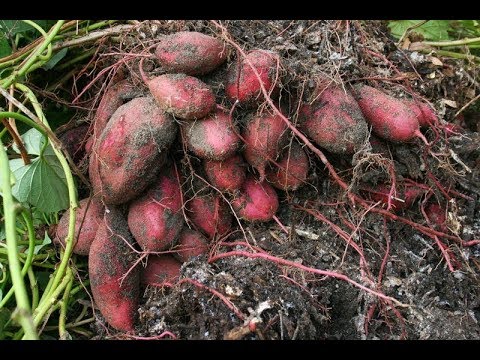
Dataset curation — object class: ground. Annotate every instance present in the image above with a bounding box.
[76,20,480,340]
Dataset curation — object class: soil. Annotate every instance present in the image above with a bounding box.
[83,20,480,340]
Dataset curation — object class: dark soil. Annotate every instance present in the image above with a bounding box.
[85,20,480,340]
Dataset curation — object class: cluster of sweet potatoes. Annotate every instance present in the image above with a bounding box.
[55,30,444,332]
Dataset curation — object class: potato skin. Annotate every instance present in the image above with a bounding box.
[93,79,138,140]
[232,176,279,222]
[404,99,438,128]
[88,207,140,332]
[225,50,280,106]
[300,86,368,154]
[128,166,184,252]
[243,112,288,181]
[186,195,232,239]
[183,110,240,161]
[142,255,182,287]
[351,84,419,143]
[155,31,227,75]
[147,73,216,120]
[204,154,247,193]
[175,229,209,263]
[266,142,309,191]
[55,198,103,256]
[90,96,177,205]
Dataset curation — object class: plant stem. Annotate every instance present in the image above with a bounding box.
[27,266,39,311]
[0,112,47,137]
[423,36,480,47]
[15,84,79,332]
[434,49,480,63]
[0,211,37,309]
[58,267,73,339]
[21,20,52,61]
[0,139,38,340]
[1,20,65,89]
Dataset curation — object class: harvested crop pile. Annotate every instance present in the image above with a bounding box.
[55,20,480,340]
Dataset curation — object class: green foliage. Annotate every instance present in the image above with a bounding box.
[34,232,52,255]
[7,129,69,213]
[388,20,451,41]
[42,48,68,70]
[0,37,11,58]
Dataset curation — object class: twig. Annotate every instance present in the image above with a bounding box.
[455,92,480,117]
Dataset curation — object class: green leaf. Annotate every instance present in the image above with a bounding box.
[0,20,35,36]
[388,20,451,41]
[34,231,52,255]
[42,48,68,70]
[0,225,4,241]
[12,127,47,155]
[0,36,12,57]
[4,129,70,213]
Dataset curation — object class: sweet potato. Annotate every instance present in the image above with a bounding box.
[90,96,177,204]
[155,31,227,75]
[266,142,309,191]
[145,73,216,120]
[204,154,247,192]
[300,86,369,154]
[243,112,288,180]
[351,84,425,143]
[366,182,424,211]
[183,109,240,161]
[59,124,90,164]
[175,229,209,262]
[55,198,103,256]
[425,203,447,232]
[142,255,182,287]
[89,207,140,332]
[225,50,280,105]
[93,79,138,139]
[232,176,279,222]
[186,194,232,238]
[128,165,184,252]
[405,99,439,128]
[85,136,94,155]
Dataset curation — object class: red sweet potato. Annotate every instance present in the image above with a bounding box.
[351,84,425,143]
[142,255,182,287]
[55,198,104,256]
[183,109,240,161]
[405,99,439,128]
[90,96,177,205]
[300,86,369,154]
[175,228,209,263]
[155,31,227,75]
[128,166,184,252]
[204,154,247,192]
[225,50,280,105]
[89,207,140,332]
[186,194,232,238]
[59,124,90,164]
[145,73,216,120]
[366,182,424,211]
[232,176,279,222]
[266,142,309,191]
[93,79,138,139]
[243,112,288,181]
[425,203,447,232]
[85,136,94,155]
